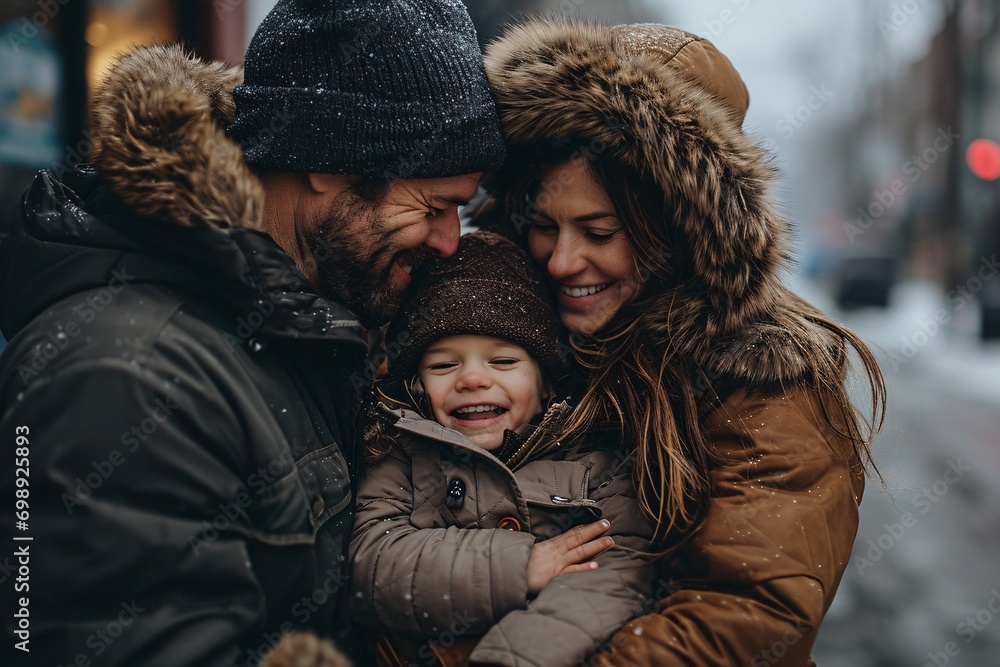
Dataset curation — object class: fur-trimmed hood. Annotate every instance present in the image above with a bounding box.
[483,20,842,389]
[89,44,262,230]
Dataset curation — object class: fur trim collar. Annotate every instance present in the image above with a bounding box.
[485,21,837,387]
[90,44,263,230]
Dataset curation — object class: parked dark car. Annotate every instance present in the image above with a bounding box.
[833,255,898,310]
[981,279,1000,340]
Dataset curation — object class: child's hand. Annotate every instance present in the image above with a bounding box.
[525,519,613,595]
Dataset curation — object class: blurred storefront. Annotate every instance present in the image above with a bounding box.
[0,0,246,216]
[0,0,249,351]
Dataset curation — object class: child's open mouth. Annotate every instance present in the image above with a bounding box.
[451,404,508,422]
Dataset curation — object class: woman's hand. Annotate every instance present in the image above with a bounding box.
[526,519,613,595]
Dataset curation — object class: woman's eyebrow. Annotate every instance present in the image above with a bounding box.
[531,208,617,223]
[573,212,617,223]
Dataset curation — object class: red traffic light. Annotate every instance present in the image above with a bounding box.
[967,138,1000,181]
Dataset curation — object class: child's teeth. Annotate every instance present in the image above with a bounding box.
[456,405,501,414]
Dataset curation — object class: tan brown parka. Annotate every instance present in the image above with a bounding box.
[349,402,659,667]
[481,20,876,666]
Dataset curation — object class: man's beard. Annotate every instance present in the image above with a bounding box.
[304,188,424,328]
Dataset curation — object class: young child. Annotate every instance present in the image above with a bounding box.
[349,232,658,667]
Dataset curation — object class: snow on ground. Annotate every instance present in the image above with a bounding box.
[790,275,1000,407]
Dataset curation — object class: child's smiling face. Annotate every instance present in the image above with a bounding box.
[419,334,546,451]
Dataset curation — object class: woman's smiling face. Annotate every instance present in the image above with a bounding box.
[526,157,642,335]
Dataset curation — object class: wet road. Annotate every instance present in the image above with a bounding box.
[812,305,1000,666]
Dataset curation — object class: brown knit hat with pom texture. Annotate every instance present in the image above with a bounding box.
[386,231,567,383]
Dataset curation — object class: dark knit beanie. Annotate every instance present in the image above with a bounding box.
[228,0,506,178]
[386,232,567,384]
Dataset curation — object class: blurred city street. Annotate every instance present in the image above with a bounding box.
[797,278,1000,666]
[1,0,999,665]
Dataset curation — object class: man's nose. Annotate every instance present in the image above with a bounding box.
[424,209,461,257]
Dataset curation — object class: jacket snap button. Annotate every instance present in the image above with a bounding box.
[311,495,325,516]
[445,479,465,510]
[497,516,522,531]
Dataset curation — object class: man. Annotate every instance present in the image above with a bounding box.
[0,1,503,665]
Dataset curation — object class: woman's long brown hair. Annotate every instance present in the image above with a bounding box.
[484,139,886,546]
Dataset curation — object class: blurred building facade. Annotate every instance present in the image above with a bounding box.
[0,0,251,351]
[829,0,1000,336]
[0,0,246,217]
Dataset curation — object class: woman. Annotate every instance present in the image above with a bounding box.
[478,20,885,666]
